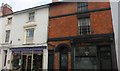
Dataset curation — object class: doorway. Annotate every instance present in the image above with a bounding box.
[21,53,43,71]
[55,44,69,70]
[22,54,32,71]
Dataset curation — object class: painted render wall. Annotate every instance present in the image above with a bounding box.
[110,2,119,70]
[1,7,49,69]
[0,16,3,71]
[2,7,49,47]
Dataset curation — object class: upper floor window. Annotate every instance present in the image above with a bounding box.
[29,12,35,22]
[78,2,88,12]
[5,30,10,42]
[26,28,34,44]
[8,17,12,24]
[78,18,90,35]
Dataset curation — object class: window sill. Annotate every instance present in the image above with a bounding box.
[6,23,12,26]
[24,21,37,28]
[2,42,9,45]
[22,43,35,45]
[26,20,35,23]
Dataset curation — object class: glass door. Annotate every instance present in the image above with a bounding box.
[21,54,33,71]
[33,54,43,71]
[27,55,32,70]
[98,45,112,70]
[22,55,27,70]
[60,53,68,70]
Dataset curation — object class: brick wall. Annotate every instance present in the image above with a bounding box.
[49,2,78,38]
[90,10,113,34]
[2,7,13,15]
[50,2,77,16]
[49,2,113,38]
[48,2,113,69]
[88,2,110,10]
[88,2,113,34]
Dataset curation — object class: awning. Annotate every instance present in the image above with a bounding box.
[10,46,46,54]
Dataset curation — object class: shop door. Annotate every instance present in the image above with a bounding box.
[59,47,68,70]
[98,45,112,70]
[60,53,68,70]
[33,54,43,70]
[22,55,33,71]
[27,55,32,70]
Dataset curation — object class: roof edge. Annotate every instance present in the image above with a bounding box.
[2,4,49,17]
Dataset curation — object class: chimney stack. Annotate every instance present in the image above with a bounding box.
[0,3,13,16]
[52,0,59,2]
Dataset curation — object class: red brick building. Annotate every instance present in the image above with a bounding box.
[48,2,118,70]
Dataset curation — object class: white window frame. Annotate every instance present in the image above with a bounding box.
[78,18,90,35]
[29,12,35,22]
[78,2,88,12]
[7,17,12,24]
[25,28,34,44]
[5,30,10,42]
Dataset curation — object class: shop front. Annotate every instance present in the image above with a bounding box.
[48,33,118,70]
[71,33,117,70]
[10,46,46,71]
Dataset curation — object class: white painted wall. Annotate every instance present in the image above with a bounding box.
[0,17,3,71]
[2,15,13,43]
[110,2,119,70]
[10,7,49,47]
[0,6,49,69]
[0,17,2,44]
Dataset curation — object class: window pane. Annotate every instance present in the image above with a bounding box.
[5,30,10,42]
[26,28,34,43]
[75,57,97,69]
[78,18,90,35]
[78,2,88,7]
[75,46,98,69]
[75,46,97,56]
[78,6,88,12]
[61,54,67,67]
[29,12,34,21]
[26,28,34,37]
[8,17,12,24]
[78,2,88,12]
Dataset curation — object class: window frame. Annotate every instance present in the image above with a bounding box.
[29,12,35,22]
[5,30,10,42]
[25,28,34,44]
[77,2,88,12]
[78,18,91,35]
[7,17,12,24]
[74,46,98,69]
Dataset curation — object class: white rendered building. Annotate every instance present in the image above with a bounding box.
[1,4,49,70]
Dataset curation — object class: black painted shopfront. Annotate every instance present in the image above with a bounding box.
[48,33,118,70]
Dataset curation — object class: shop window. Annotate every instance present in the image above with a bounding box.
[33,54,43,70]
[74,46,98,70]
[12,54,21,70]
